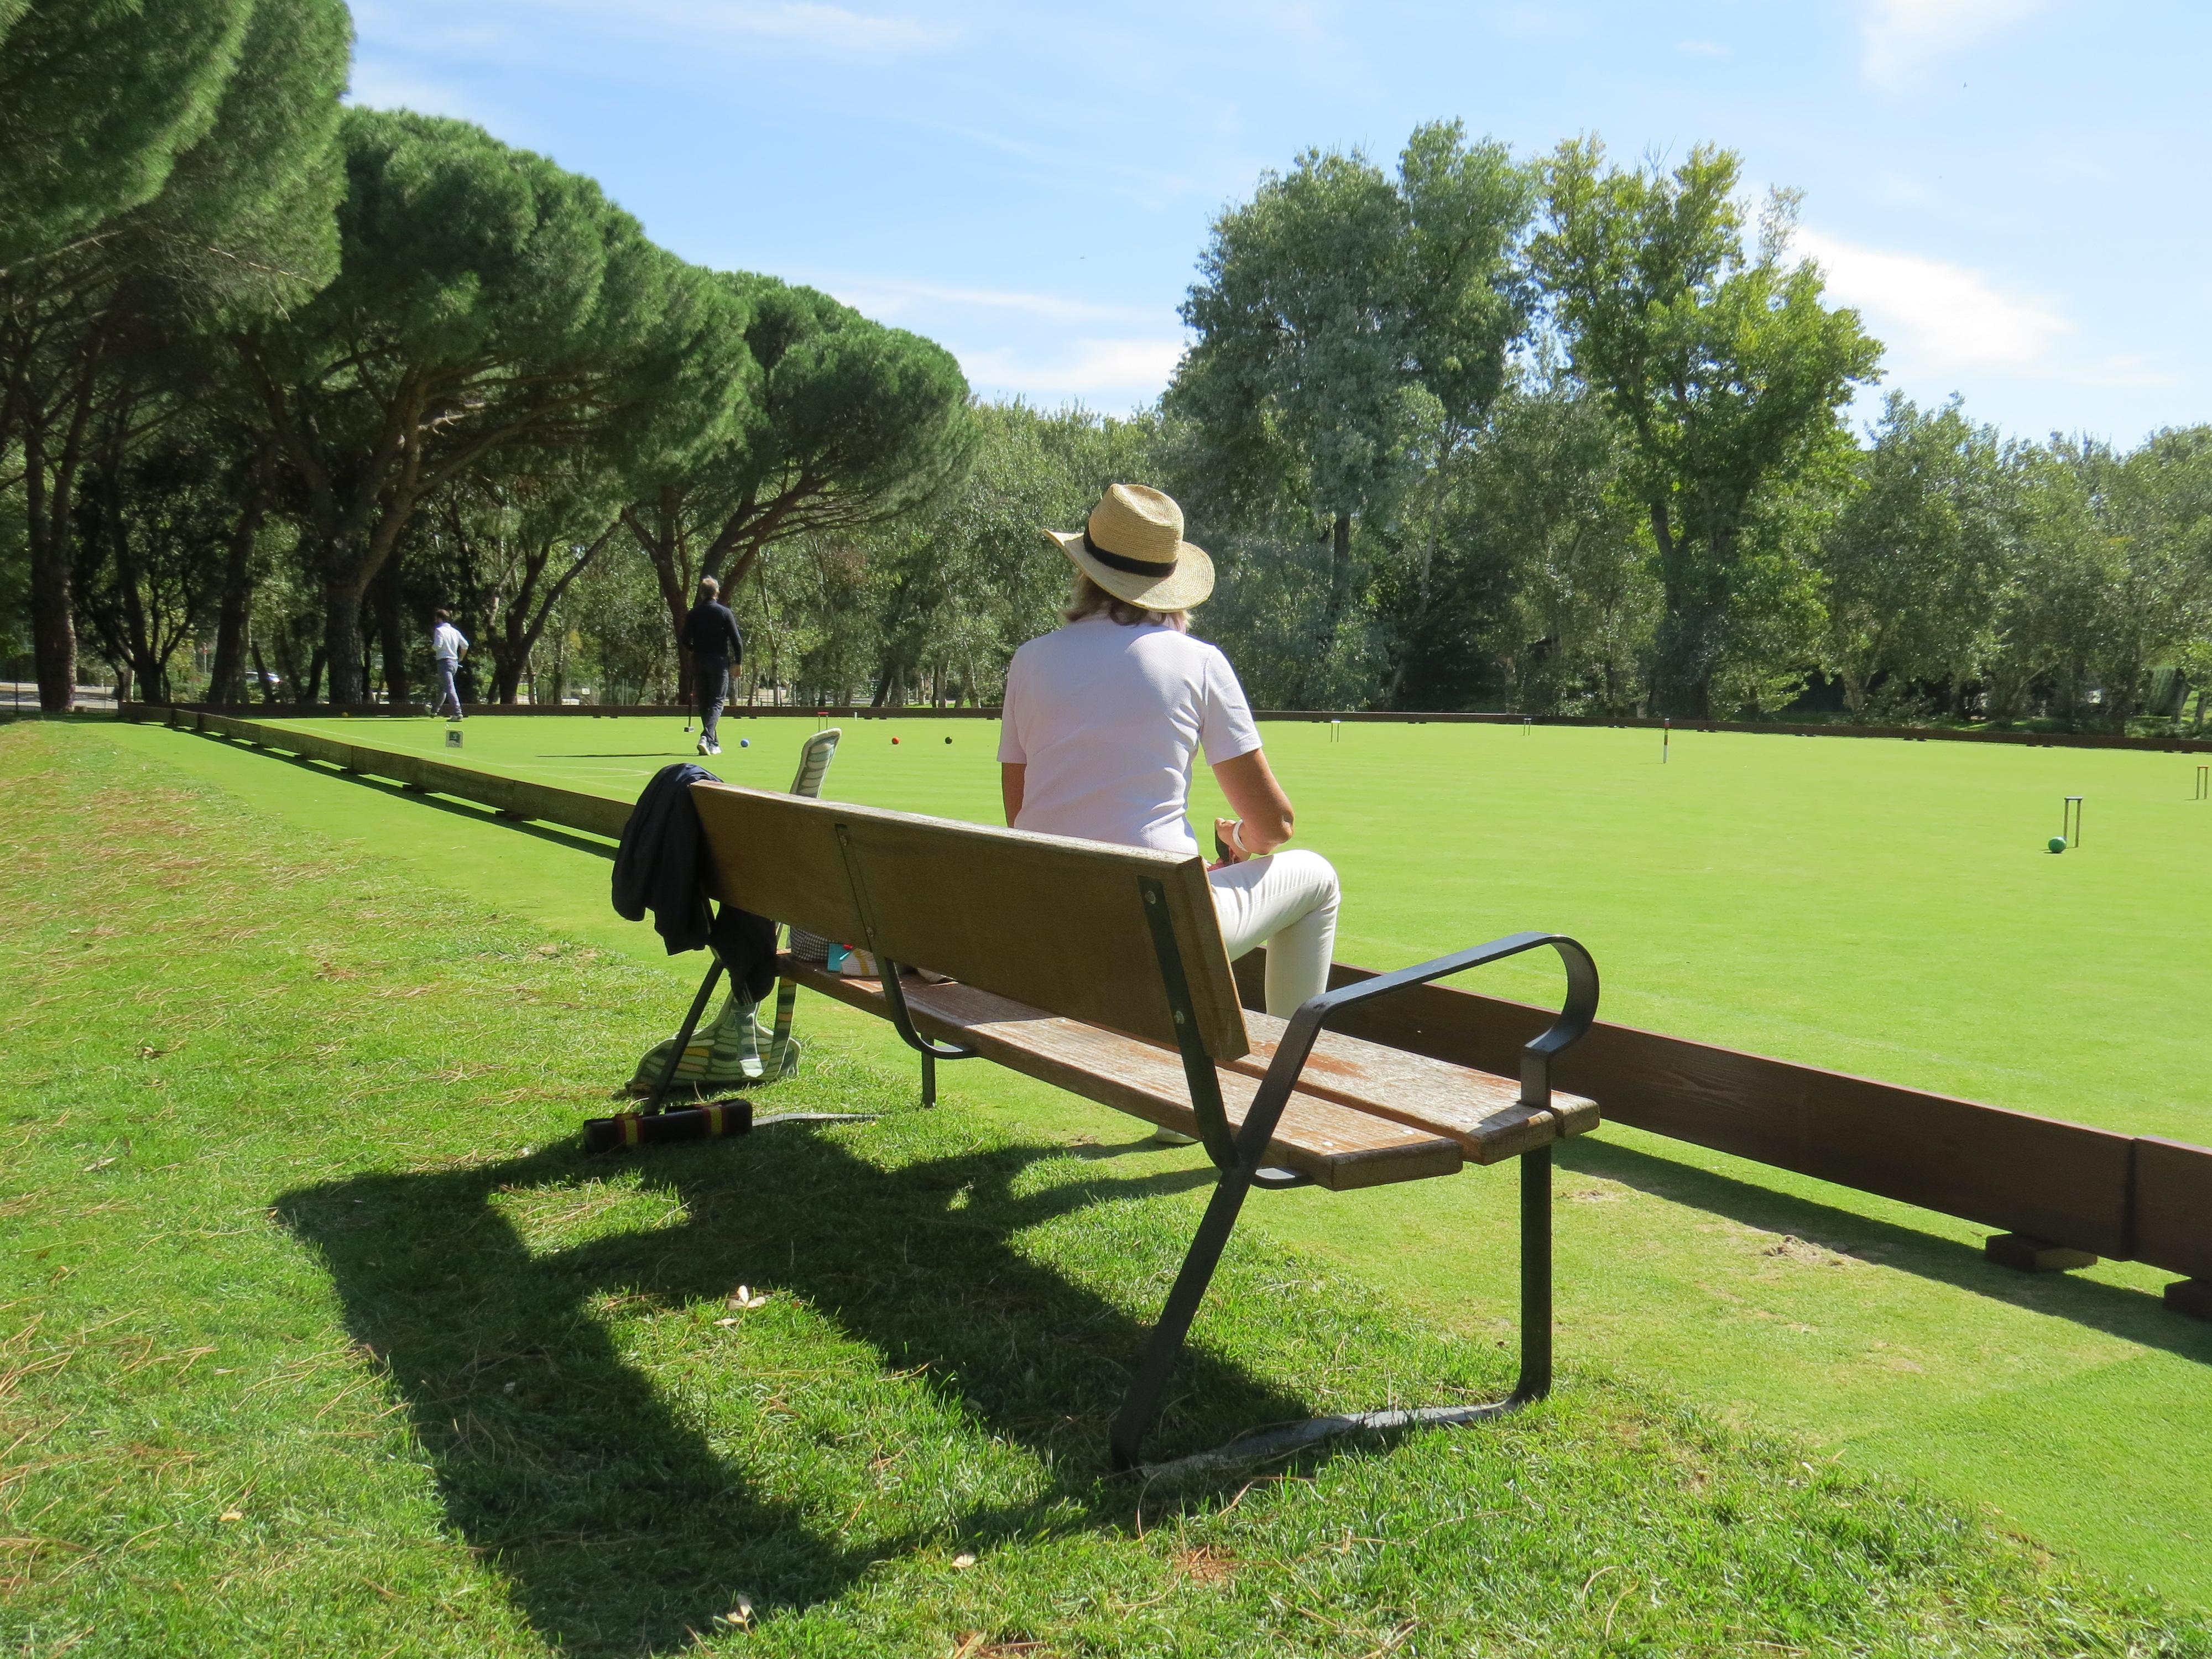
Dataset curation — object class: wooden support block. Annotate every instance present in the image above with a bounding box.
[401,782,431,793]
[2166,1279,2212,1322]
[1985,1232,2099,1272]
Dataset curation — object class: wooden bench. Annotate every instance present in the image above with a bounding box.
[662,782,1601,1469]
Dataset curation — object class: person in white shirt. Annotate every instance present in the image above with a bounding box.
[429,609,469,721]
[999,484,1340,1035]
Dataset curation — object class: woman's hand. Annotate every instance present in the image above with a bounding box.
[1212,817,1249,868]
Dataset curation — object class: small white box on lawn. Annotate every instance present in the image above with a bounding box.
[445,728,462,749]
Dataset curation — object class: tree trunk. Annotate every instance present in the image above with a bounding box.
[25,431,79,712]
[319,489,418,705]
[1387,432,1459,708]
[627,487,696,689]
[28,533,77,712]
[1317,512,1354,664]
[1647,500,1713,718]
[19,329,108,714]
[374,557,409,708]
[208,471,264,707]
[321,570,361,705]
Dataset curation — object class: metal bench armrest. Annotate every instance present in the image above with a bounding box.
[1236,932,1600,1169]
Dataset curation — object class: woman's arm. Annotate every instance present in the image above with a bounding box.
[1211,748,1293,860]
[1001,762,1025,827]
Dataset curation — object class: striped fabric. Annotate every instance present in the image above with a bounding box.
[789,728,839,797]
[627,982,800,1096]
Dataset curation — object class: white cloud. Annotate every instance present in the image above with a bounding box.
[1676,39,1728,56]
[1794,227,2071,372]
[958,338,1186,404]
[1797,228,2182,395]
[1858,0,2052,88]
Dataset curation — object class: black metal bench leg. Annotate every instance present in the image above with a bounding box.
[1511,1145,1553,1405]
[643,956,723,1116]
[1111,1147,1552,1477]
[1109,1168,1254,1471]
[921,1049,936,1107]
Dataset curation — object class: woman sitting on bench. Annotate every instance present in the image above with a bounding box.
[998,484,1340,1029]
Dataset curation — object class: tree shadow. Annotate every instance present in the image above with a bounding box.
[1558,1135,2212,1365]
[276,1128,1299,1655]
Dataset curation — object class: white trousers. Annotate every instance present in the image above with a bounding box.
[1208,849,1341,1017]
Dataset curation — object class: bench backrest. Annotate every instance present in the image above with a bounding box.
[690,782,1250,1061]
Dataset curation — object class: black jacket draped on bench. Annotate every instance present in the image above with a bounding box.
[612,762,776,997]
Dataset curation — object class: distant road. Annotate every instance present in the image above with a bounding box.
[1,682,118,711]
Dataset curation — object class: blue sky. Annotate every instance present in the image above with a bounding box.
[349,0,2210,445]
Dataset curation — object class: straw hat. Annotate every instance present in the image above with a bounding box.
[1043,484,1214,612]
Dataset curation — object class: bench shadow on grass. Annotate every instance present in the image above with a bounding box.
[1558,1136,2212,1366]
[279,1129,1305,1656]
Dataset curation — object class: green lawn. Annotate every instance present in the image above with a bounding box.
[43,712,2212,1615]
[16,719,2209,1657]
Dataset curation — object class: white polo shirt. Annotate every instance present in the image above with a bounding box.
[997,618,1262,856]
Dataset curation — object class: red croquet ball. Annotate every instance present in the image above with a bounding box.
[891,736,900,744]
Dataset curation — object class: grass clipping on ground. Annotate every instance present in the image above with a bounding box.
[2,722,2204,1659]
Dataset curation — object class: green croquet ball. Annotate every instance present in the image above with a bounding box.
[945,736,952,744]
[2048,836,2067,853]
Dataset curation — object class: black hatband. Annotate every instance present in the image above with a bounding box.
[1082,531,1176,578]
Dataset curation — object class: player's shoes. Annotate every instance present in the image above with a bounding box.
[698,737,719,756]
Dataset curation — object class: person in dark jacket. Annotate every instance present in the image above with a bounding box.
[680,575,744,756]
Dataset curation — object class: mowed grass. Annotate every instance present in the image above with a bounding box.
[273,709,2212,1142]
[7,721,2210,1657]
[235,709,2212,1608]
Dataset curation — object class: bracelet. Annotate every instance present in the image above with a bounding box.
[1228,820,1250,855]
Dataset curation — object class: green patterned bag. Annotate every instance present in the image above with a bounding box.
[626,982,800,1097]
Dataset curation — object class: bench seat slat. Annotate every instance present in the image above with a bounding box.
[1234,1013,1600,1166]
[782,960,1462,1192]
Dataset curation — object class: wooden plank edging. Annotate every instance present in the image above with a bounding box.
[1232,955,2209,1276]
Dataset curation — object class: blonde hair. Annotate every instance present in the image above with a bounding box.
[1063,573,1190,630]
